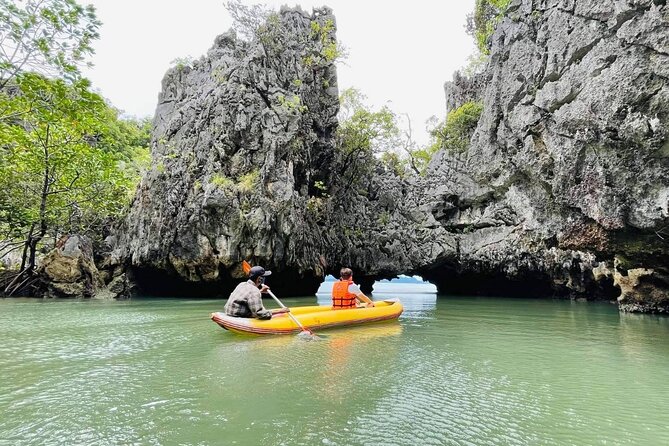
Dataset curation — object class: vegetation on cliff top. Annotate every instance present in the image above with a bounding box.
[336,90,396,178]
[467,0,511,55]
[419,101,484,159]
[224,0,345,68]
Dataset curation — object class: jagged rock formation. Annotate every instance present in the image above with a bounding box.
[111,7,340,296]
[39,235,103,298]
[109,1,668,312]
[430,0,669,310]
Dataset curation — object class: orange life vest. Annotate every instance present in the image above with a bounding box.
[332,279,357,309]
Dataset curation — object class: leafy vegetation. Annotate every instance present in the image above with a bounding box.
[224,0,344,69]
[336,88,402,186]
[209,169,259,193]
[309,19,341,63]
[0,0,150,295]
[170,56,195,70]
[429,101,484,154]
[336,90,483,179]
[0,0,101,88]
[409,102,483,173]
[277,93,307,113]
[238,169,259,192]
[211,173,234,189]
[466,0,511,55]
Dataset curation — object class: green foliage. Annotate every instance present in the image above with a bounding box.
[98,114,151,184]
[408,101,483,174]
[431,101,483,152]
[170,56,195,70]
[0,73,144,264]
[468,0,511,55]
[225,1,344,77]
[463,52,488,77]
[336,89,483,179]
[380,151,405,177]
[311,179,329,198]
[306,196,326,222]
[313,180,327,192]
[210,170,259,193]
[378,211,390,226]
[0,0,101,87]
[277,93,307,113]
[0,0,154,284]
[338,88,399,157]
[336,88,408,187]
[223,0,272,41]
[310,18,342,63]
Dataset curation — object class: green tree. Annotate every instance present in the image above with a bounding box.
[224,0,344,69]
[0,1,151,295]
[101,113,151,184]
[0,74,140,294]
[429,101,483,153]
[0,0,100,88]
[336,88,402,188]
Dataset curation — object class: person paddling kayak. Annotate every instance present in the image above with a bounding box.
[224,265,289,319]
[331,268,375,309]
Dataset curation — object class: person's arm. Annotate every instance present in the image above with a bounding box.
[349,283,374,307]
[247,288,273,320]
[258,285,290,314]
[356,292,374,306]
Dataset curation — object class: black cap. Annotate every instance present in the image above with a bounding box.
[249,266,272,279]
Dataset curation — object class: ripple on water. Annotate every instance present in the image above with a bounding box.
[1,297,669,445]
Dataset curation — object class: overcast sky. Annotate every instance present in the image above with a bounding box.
[83,1,477,145]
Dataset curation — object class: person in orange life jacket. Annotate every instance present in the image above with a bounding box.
[224,265,290,319]
[331,267,375,309]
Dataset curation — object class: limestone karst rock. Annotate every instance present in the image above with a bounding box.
[109,1,668,311]
[111,7,341,296]
[430,0,669,309]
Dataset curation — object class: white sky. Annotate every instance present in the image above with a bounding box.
[83,1,477,145]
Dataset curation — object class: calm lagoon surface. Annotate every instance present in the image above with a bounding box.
[1,283,668,445]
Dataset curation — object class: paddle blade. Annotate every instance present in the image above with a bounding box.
[242,260,252,275]
[297,330,325,341]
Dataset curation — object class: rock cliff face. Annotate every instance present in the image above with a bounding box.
[112,7,340,296]
[111,1,669,312]
[432,0,669,310]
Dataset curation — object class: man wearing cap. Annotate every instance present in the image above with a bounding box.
[224,265,288,319]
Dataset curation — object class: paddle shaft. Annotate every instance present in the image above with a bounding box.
[266,290,312,334]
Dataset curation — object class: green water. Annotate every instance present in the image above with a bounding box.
[1,292,669,446]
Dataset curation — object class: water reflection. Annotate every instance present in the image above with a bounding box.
[320,324,404,392]
[617,311,669,360]
[2,294,669,446]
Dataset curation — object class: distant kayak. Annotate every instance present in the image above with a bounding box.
[211,299,403,335]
